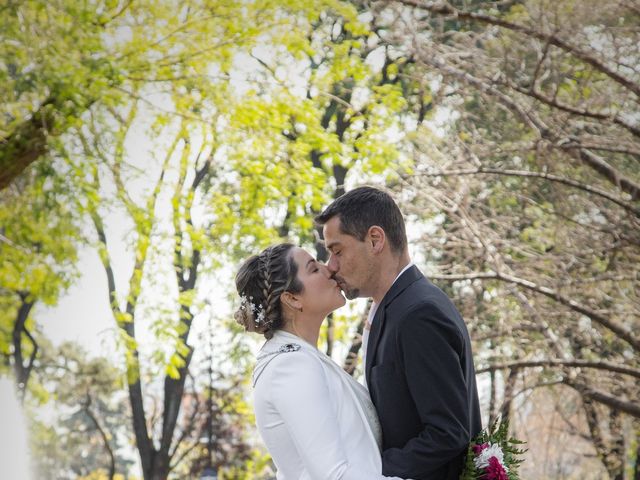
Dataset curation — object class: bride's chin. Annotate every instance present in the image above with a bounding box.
[326,298,346,313]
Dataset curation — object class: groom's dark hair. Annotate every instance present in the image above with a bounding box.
[315,186,408,254]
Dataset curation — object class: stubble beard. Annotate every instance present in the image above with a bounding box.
[344,287,360,300]
[334,277,360,300]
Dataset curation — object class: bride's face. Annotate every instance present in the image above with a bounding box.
[289,247,346,316]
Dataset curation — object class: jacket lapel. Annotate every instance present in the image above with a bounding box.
[365,265,423,387]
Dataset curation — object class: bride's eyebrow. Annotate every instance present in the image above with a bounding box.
[306,259,316,269]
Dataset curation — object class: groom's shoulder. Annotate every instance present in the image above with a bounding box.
[396,269,447,303]
[390,273,462,320]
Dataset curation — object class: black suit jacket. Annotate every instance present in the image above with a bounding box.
[366,266,482,480]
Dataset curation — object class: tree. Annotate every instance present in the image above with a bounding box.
[2,1,367,478]
[226,1,429,358]
[369,0,639,476]
[0,0,259,399]
[30,341,134,480]
[1,0,127,189]
[0,0,259,190]
[0,163,80,401]
[63,3,402,477]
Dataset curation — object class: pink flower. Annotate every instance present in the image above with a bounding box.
[484,456,509,480]
[472,442,489,455]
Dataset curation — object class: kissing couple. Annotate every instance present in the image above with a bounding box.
[234,187,482,480]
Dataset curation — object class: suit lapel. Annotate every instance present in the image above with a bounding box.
[365,265,423,389]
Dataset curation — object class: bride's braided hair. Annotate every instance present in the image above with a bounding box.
[234,243,303,339]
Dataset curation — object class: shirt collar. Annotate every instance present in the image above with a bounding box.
[370,261,414,312]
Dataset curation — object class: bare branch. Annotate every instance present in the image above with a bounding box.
[408,167,640,216]
[407,57,640,200]
[477,359,640,380]
[504,80,640,139]
[567,380,640,418]
[397,0,640,97]
[429,270,640,352]
[83,394,117,480]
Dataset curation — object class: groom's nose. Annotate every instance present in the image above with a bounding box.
[327,254,339,274]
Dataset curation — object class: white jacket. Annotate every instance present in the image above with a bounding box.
[252,330,402,480]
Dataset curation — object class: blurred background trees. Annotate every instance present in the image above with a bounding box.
[1,0,638,478]
[371,0,639,477]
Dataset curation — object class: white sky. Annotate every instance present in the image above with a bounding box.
[36,246,116,353]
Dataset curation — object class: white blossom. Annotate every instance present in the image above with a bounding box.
[473,443,508,472]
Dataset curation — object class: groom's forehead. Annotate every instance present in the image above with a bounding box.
[319,234,336,249]
[323,236,350,251]
[323,239,337,250]
[322,217,356,247]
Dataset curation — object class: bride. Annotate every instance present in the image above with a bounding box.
[235,243,404,480]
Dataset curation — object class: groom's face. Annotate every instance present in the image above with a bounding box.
[323,216,374,300]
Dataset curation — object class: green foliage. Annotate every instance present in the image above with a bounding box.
[219,450,274,480]
[0,165,79,303]
[77,471,136,480]
[0,161,81,391]
[3,1,427,477]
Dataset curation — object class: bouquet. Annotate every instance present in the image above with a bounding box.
[460,419,527,480]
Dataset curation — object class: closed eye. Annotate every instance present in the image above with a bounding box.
[307,258,320,273]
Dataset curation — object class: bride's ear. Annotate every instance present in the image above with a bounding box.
[280,291,303,312]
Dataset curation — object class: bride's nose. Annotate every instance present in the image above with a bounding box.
[319,263,332,277]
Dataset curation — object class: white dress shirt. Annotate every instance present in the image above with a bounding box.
[252,330,403,480]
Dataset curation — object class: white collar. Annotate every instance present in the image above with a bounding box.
[392,261,414,286]
[371,261,414,311]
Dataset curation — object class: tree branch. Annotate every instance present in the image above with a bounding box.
[567,380,640,418]
[477,359,640,380]
[408,54,640,200]
[88,163,154,475]
[0,101,54,190]
[409,167,640,217]
[12,292,36,402]
[504,80,640,139]
[168,378,201,462]
[83,394,117,480]
[342,299,371,375]
[398,0,640,97]
[429,270,640,352]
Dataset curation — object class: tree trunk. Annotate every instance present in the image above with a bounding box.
[488,369,496,426]
[583,395,623,479]
[0,104,53,190]
[634,428,640,480]
[343,299,371,375]
[12,292,36,402]
[606,406,624,480]
[500,368,518,423]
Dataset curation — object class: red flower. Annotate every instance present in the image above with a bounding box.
[472,442,489,455]
[484,456,508,480]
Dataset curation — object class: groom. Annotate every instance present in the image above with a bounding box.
[316,186,482,480]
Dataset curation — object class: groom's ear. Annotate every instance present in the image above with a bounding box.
[367,225,386,254]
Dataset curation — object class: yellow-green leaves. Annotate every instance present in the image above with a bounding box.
[0,161,80,360]
[166,353,186,379]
